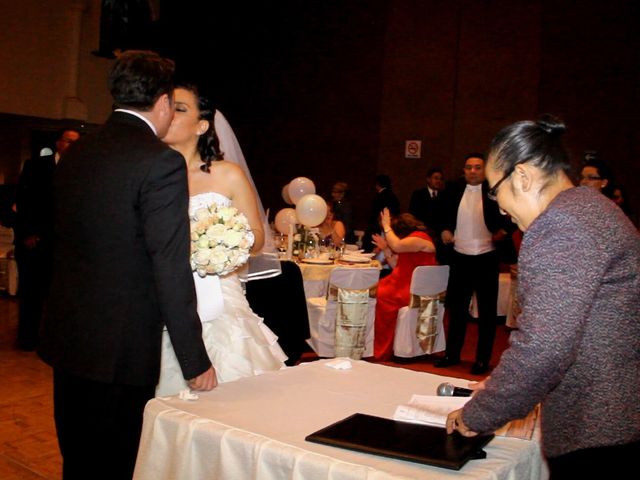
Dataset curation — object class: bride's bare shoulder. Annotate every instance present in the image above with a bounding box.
[210,160,245,180]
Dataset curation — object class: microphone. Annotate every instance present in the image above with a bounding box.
[437,382,473,397]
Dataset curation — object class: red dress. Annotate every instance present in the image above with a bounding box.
[373,231,437,361]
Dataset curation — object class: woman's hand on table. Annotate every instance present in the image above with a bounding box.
[446,408,479,437]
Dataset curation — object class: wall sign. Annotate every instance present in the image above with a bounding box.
[405,140,422,159]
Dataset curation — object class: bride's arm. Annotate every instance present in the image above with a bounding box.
[226,163,265,252]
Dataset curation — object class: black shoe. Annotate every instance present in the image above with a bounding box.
[470,361,489,375]
[434,356,460,368]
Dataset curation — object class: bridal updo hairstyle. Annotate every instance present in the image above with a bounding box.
[488,114,571,191]
[177,83,224,172]
[108,50,175,111]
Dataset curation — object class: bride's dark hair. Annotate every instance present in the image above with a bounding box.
[176,82,224,172]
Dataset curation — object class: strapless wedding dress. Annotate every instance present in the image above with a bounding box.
[156,192,287,396]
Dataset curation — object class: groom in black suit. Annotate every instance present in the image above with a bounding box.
[39,51,216,480]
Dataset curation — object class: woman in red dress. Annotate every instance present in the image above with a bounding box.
[372,209,437,361]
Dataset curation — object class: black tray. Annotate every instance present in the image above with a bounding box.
[306,413,494,470]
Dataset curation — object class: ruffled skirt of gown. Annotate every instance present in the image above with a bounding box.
[156,272,287,396]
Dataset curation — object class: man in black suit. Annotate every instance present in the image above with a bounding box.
[435,154,511,375]
[39,51,215,480]
[408,167,444,234]
[363,174,400,252]
[14,128,80,351]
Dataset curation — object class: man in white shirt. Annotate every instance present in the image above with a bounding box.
[435,154,510,375]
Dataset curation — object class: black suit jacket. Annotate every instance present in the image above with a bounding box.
[439,179,516,262]
[39,112,211,386]
[409,187,440,232]
[15,152,57,249]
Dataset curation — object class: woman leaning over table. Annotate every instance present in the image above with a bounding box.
[372,209,437,361]
[446,115,640,479]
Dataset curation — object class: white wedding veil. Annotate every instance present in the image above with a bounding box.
[214,110,282,281]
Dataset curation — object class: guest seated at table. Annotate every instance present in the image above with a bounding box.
[317,201,346,247]
[372,209,437,361]
[330,181,354,242]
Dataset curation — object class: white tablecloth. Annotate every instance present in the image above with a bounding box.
[298,261,339,298]
[134,360,547,480]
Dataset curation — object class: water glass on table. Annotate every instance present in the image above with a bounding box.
[330,238,345,260]
[274,233,287,253]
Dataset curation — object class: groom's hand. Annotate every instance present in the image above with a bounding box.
[188,366,218,391]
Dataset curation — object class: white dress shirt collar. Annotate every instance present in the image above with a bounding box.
[114,109,157,136]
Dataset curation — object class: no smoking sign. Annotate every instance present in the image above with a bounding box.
[405,140,422,159]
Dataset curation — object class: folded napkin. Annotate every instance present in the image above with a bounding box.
[340,254,372,263]
[325,358,352,370]
[178,389,200,401]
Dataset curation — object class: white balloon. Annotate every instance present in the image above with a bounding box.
[281,184,293,205]
[274,208,298,234]
[288,177,316,205]
[295,194,328,227]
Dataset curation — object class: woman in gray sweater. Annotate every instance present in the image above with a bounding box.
[446,115,640,478]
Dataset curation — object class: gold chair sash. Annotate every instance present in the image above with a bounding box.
[409,291,446,354]
[328,284,377,360]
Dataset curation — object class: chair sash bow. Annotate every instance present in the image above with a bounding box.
[409,291,446,354]
[328,284,377,360]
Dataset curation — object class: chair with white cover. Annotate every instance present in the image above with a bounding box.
[393,265,449,358]
[306,267,379,359]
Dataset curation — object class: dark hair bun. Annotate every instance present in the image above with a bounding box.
[537,114,566,136]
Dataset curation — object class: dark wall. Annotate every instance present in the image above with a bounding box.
[378,0,542,209]
[8,1,633,227]
[379,0,639,217]
[538,0,639,213]
[155,0,638,227]
[157,0,388,231]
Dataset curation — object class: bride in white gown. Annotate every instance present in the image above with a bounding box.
[156,84,287,396]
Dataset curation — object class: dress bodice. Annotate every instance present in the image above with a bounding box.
[189,192,231,214]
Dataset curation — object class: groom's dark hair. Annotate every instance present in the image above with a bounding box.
[108,50,175,111]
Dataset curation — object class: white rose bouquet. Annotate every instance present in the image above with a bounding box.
[190,204,255,277]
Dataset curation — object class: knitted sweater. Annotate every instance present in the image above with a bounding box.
[462,186,640,458]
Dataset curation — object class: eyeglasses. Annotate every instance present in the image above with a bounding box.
[487,169,514,201]
[487,158,532,201]
[578,174,602,181]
